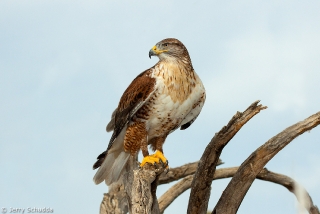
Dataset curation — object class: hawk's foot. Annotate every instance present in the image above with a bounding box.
[140,150,169,168]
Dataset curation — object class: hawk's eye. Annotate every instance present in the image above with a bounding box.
[163,43,168,47]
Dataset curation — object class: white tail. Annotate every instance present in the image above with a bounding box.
[93,127,130,185]
[104,151,130,185]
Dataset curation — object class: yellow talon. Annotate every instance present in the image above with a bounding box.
[153,150,167,164]
[140,150,169,167]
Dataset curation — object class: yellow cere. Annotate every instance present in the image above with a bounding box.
[152,45,168,55]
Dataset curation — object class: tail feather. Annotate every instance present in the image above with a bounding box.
[93,126,130,185]
[104,151,130,185]
[93,153,115,184]
[92,151,107,170]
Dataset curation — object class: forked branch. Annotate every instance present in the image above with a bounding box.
[158,159,223,185]
[213,111,320,214]
[187,100,267,214]
[158,167,319,214]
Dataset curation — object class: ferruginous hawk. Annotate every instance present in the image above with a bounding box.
[93,38,206,185]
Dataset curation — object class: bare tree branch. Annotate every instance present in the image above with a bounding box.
[130,168,158,214]
[257,168,320,214]
[158,158,223,213]
[99,156,167,214]
[159,167,319,214]
[99,103,319,214]
[213,111,320,214]
[158,159,223,185]
[99,156,138,214]
[159,175,193,214]
[187,100,267,214]
[129,162,166,214]
[100,188,128,214]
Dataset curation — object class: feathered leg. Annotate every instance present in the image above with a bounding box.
[140,136,168,167]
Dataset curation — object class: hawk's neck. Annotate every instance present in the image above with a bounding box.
[151,58,197,103]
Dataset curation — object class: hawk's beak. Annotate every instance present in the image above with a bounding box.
[149,48,155,59]
[149,46,167,58]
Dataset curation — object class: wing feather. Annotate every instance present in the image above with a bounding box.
[106,69,156,152]
[106,108,117,132]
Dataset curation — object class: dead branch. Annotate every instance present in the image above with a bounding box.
[130,168,157,214]
[100,156,166,214]
[159,167,319,214]
[159,175,193,214]
[212,111,320,214]
[100,156,137,214]
[187,100,267,214]
[158,159,223,185]
[100,187,128,214]
[129,162,166,214]
[257,168,320,214]
[99,102,319,214]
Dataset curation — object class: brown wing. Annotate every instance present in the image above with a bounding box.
[106,69,156,152]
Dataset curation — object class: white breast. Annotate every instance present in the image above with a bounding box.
[146,71,205,137]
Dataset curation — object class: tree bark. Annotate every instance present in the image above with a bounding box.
[129,163,165,214]
[99,156,167,214]
[212,111,320,214]
[187,100,267,214]
[257,168,320,214]
[99,103,319,214]
[158,167,319,214]
[100,156,137,214]
[158,159,223,185]
[99,187,128,214]
[159,175,193,213]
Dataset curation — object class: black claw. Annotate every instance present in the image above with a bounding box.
[137,161,142,169]
[159,159,163,165]
[164,167,170,174]
[160,159,167,168]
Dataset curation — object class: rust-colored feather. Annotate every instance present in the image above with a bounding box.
[106,70,156,152]
[123,121,147,155]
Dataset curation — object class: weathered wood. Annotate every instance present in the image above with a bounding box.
[99,103,319,214]
[159,175,193,213]
[100,186,128,214]
[100,157,222,214]
[187,100,267,214]
[158,167,319,214]
[128,161,166,214]
[158,159,223,185]
[99,155,165,214]
[99,156,137,214]
[131,169,157,214]
[257,168,320,214]
[212,111,320,214]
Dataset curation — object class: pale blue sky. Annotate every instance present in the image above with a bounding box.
[1,1,320,213]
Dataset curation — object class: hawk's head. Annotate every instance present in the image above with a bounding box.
[149,38,190,61]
